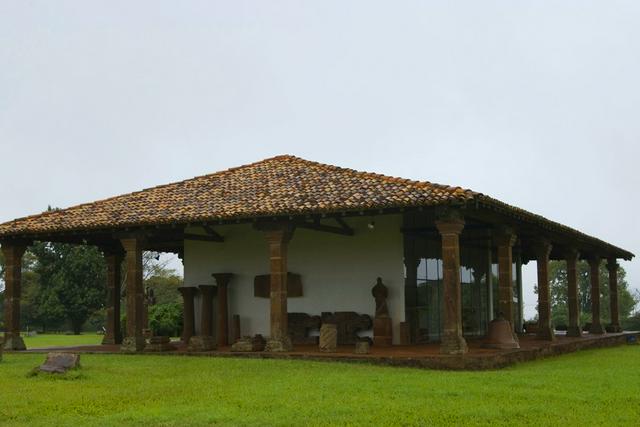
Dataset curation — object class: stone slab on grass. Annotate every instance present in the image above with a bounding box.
[38,352,80,374]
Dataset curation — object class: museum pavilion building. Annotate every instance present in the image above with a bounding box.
[0,156,633,355]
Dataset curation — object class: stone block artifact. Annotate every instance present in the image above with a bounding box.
[38,352,80,374]
[188,335,216,352]
[231,334,267,352]
[483,315,520,349]
[319,323,338,352]
[145,336,176,352]
[288,313,321,345]
[354,340,371,354]
[372,277,392,347]
[321,312,372,345]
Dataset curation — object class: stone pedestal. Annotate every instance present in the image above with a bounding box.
[145,336,175,352]
[265,336,293,352]
[188,335,216,352]
[373,316,392,347]
[319,323,337,352]
[354,341,370,354]
[231,335,266,352]
[121,336,146,353]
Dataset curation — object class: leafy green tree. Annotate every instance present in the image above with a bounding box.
[29,242,106,334]
[149,303,183,337]
[548,260,638,328]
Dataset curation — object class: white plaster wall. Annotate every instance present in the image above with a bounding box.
[183,214,405,344]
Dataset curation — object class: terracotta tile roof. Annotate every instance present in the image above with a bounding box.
[0,155,633,259]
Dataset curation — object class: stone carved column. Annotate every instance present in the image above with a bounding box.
[606,258,622,333]
[1,243,28,350]
[435,215,468,355]
[533,240,554,341]
[565,249,582,337]
[120,237,146,352]
[588,256,606,335]
[213,273,233,347]
[494,230,517,331]
[178,287,197,343]
[263,225,294,352]
[102,250,124,345]
[199,285,216,337]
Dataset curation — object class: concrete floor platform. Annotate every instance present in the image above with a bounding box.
[20,331,639,370]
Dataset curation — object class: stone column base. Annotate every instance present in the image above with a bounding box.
[120,336,146,353]
[589,323,606,335]
[440,333,468,355]
[537,327,556,341]
[101,333,122,346]
[606,324,622,333]
[145,336,176,352]
[188,336,216,352]
[566,326,583,337]
[265,336,293,352]
[3,336,26,351]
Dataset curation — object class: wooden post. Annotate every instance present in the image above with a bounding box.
[565,249,582,337]
[588,256,606,335]
[178,287,197,343]
[262,224,294,352]
[120,237,146,352]
[435,214,468,355]
[213,273,233,347]
[533,240,554,341]
[1,243,28,351]
[606,258,622,332]
[199,285,216,337]
[494,230,517,330]
[102,250,124,345]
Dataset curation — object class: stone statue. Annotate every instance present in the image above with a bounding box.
[371,277,389,317]
[371,277,392,347]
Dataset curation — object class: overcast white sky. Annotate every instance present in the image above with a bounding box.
[1,1,638,319]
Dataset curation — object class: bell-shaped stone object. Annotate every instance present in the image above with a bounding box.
[483,317,520,349]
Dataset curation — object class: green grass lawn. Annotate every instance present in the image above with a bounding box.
[0,346,638,426]
[22,333,103,348]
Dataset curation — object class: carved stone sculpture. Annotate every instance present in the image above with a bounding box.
[288,313,321,345]
[372,278,392,347]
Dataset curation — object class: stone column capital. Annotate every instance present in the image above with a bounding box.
[493,228,517,247]
[588,255,601,268]
[0,242,29,260]
[119,236,146,253]
[199,284,217,298]
[564,248,580,263]
[531,239,553,260]
[435,218,465,236]
[178,286,198,297]
[212,273,233,288]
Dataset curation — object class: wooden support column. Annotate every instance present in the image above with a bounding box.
[213,273,233,347]
[533,240,555,341]
[606,258,622,333]
[1,243,28,350]
[102,250,124,345]
[178,287,197,343]
[435,214,468,355]
[588,256,606,335]
[565,249,582,337]
[120,237,146,352]
[262,223,294,352]
[199,285,216,337]
[494,229,517,330]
